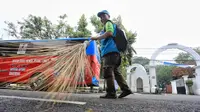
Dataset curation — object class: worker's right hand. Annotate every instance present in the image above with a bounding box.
[90,37,98,40]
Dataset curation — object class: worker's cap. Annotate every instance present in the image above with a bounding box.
[97,10,110,17]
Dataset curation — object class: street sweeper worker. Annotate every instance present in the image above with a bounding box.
[91,10,133,99]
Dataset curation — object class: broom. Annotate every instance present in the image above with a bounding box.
[30,40,94,99]
[1,39,95,101]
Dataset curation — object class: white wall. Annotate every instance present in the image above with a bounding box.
[171,80,177,94]
[127,64,150,93]
[171,76,198,95]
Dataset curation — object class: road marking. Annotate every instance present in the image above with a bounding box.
[0,95,86,105]
[134,93,142,95]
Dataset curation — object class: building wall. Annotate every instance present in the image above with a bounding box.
[127,64,150,93]
[171,75,198,95]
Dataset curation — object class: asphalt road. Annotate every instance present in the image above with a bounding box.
[0,89,200,112]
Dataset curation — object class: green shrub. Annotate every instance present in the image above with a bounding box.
[186,80,193,87]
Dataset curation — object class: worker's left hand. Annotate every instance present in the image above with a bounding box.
[90,37,98,40]
[83,40,90,48]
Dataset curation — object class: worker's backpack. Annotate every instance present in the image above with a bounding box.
[104,20,128,52]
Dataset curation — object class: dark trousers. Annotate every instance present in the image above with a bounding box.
[102,52,130,93]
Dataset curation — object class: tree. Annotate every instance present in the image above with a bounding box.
[90,15,104,33]
[4,21,19,39]
[132,56,150,66]
[5,15,55,40]
[156,65,175,89]
[132,56,150,73]
[55,14,74,38]
[174,47,200,65]
[4,14,75,40]
[186,80,194,95]
[111,16,137,65]
[73,14,91,37]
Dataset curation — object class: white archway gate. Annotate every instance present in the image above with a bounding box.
[149,43,200,95]
[127,64,150,93]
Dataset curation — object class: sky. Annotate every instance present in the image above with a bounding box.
[0,0,200,62]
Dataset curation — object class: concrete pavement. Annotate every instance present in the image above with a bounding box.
[0,89,200,112]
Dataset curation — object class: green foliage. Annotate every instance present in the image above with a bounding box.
[120,56,130,78]
[4,21,19,38]
[4,14,71,39]
[132,56,150,66]
[186,80,193,87]
[4,14,91,39]
[73,14,91,37]
[174,47,200,64]
[112,16,125,30]
[174,52,193,64]
[90,15,104,33]
[186,79,194,95]
[156,65,175,88]
[55,14,74,38]
[112,16,137,65]
[132,56,150,73]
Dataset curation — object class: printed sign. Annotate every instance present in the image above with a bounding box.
[9,72,20,76]
[17,43,28,54]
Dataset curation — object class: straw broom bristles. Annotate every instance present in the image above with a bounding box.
[1,40,95,101]
[31,41,94,98]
